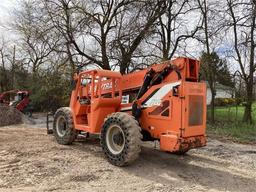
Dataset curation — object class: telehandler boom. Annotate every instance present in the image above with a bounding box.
[52,57,206,166]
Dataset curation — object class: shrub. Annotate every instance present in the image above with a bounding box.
[214,98,241,106]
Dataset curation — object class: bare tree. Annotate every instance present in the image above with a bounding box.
[197,0,216,123]
[197,0,232,123]
[0,40,9,91]
[156,0,202,61]
[111,0,167,73]
[13,0,61,75]
[44,0,167,74]
[226,0,256,123]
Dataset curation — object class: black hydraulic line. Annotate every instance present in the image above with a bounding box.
[132,101,141,119]
[135,68,156,100]
[174,68,182,80]
[132,68,155,118]
[149,65,181,86]
[132,64,181,119]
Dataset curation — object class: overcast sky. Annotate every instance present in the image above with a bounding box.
[0,0,18,15]
[0,0,18,38]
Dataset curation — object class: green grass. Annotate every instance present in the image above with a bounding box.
[207,103,256,143]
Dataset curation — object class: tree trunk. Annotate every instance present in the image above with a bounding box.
[243,81,253,123]
[243,2,255,124]
[120,55,131,74]
[0,49,7,91]
[210,87,215,124]
[11,46,16,89]
[243,101,252,123]
[162,49,169,61]
[66,42,75,81]
[120,62,127,75]
[101,34,111,70]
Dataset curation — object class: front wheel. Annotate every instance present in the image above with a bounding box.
[101,112,142,166]
[53,107,78,145]
[24,111,32,117]
[22,106,33,117]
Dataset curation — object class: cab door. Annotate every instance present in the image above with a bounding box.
[181,82,207,137]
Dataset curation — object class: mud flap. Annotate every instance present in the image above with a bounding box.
[160,134,207,152]
[160,134,179,152]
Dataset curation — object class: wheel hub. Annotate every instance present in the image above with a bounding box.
[113,133,124,146]
[106,125,125,155]
[56,116,67,137]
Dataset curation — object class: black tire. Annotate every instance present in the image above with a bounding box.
[25,111,32,117]
[53,107,78,145]
[172,150,188,155]
[101,112,142,166]
[46,112,54,135]
[22,106,32,117]
[47,129,53,135]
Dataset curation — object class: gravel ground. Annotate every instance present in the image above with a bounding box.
[0,114,255,192]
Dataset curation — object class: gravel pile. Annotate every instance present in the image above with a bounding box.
[0,105,28,127]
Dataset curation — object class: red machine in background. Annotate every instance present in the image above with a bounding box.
[0,90,32,117]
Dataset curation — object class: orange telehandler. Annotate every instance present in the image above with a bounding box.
[50,57,207,166]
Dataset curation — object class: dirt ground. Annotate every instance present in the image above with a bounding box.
[0,114,255,192]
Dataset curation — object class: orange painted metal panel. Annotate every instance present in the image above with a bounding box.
[69,57,207,153]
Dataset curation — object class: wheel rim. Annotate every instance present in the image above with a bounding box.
[56,116,67,137]
[106,125,125,155]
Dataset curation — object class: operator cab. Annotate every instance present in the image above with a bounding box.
[9,91,29,107]
[79,78,92,105]
[70,70,122,133]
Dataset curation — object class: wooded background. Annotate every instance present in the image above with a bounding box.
[0,0,255,124]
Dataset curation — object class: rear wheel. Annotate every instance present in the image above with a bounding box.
[101,112,142,166]
[53,107,78,145]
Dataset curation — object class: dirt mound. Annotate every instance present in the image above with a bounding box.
[0,105,31,127]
